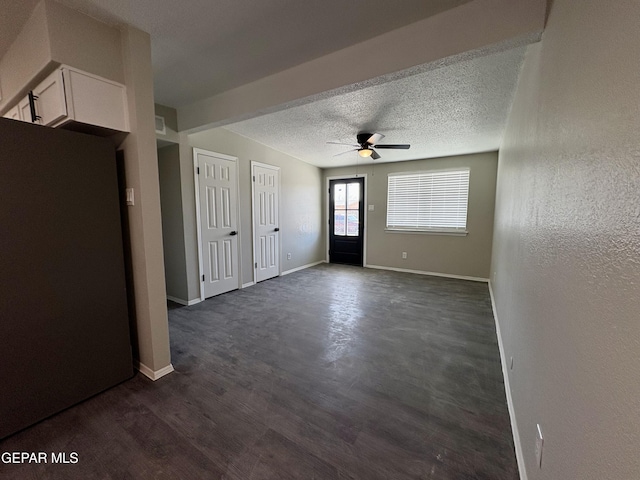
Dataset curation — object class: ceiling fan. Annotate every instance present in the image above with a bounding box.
[327,132,410,160]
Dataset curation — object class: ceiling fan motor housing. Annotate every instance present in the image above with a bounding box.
[357,132,375,145]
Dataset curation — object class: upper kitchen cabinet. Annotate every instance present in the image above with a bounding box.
[30,68,68,126]
[59,67,129,133]
[2,104,22,121]
[6,66,129,134]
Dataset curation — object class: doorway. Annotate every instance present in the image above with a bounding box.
[251,161,281,282]
[193,148,241,300]
[328,176,365,266]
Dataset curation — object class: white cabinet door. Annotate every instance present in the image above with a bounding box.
[18,96,32,123]
[32,69,67,126]
[2,105,22,121]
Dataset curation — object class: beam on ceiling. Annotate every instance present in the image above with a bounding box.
[177,0,546,133]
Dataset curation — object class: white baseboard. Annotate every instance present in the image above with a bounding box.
[241,281,255,289]
[135,360,175,381]
[489,281,526,480]
[366,264,489,283]
[281,260,325,276]
[166,295,201,306]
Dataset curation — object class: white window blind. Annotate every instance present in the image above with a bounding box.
[386,168,470,232]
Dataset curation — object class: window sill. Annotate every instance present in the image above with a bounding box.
[384,228,468,236]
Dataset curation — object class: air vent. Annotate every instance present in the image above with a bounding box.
[155,115,166,135]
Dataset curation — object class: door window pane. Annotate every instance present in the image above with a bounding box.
[334,211,346,235]
[347,183,360,209]
[346,210,359,236]
[334,183,346,209]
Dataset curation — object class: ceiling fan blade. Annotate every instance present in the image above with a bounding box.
[333,148,359,157]
[366,133,384,145]
[374,144,411,149]
[371,149,381,160]
[327,141,359,147]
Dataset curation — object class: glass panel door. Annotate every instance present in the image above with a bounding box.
[329,178,364,266]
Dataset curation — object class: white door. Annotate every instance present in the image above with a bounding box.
[252,162,280,282]
[195,149,240,299]
[32,69,67,126]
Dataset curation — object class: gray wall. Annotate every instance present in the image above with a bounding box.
[324,152,497,279]
[492,0,640,478]
[188,127,325,291]
[157,145,188,301]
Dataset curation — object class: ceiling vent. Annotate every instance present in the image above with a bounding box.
[155,115,166,135]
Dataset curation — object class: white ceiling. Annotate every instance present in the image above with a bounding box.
[225,46,527,168]
[1,0,531,168]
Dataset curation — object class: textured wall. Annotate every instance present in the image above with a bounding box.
[188,127,325,288]
[491,0,640,478]
[325,152,497,279]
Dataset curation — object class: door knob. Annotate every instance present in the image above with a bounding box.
[274,228,280,232]
[230,231,237,236]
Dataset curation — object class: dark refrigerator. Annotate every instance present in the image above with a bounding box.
[0,118,133,439]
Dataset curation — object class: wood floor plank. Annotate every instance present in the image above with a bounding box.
[0,264,518,479]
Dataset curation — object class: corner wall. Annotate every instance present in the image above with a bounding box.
[491,0,640,478]
[324,152,497,279]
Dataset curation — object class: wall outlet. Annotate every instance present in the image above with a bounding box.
[287,253,292,260]
[402,252,407,259]
[510,356,514,370]
[535,424,544,468]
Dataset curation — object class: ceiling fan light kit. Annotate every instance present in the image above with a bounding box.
[329,132,410,160]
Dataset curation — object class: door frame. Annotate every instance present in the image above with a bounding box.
[325,174,368,266]
[250,161,282,283]
[193,148,243,301]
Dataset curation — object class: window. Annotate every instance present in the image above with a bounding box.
[386,168,470,234]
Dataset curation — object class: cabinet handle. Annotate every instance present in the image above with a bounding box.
[27,91,41,123]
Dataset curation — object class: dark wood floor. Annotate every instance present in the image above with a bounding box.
[0,264,517,479]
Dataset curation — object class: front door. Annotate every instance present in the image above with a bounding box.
[329,177,364,266]
[194,149,239,299]
[252,162,280,282]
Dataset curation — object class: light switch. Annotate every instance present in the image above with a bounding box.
[126,187,135,206]
[368,204,374,211]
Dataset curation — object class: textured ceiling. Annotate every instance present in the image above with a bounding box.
[225,46,527,168]
[50,0,471,107]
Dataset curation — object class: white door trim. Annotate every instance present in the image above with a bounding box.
[325,174,368,266]
[193,148,242,301]
[251,161,282,283]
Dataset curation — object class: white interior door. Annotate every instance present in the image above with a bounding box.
[195,149,240,299]
[252,162,280,283]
